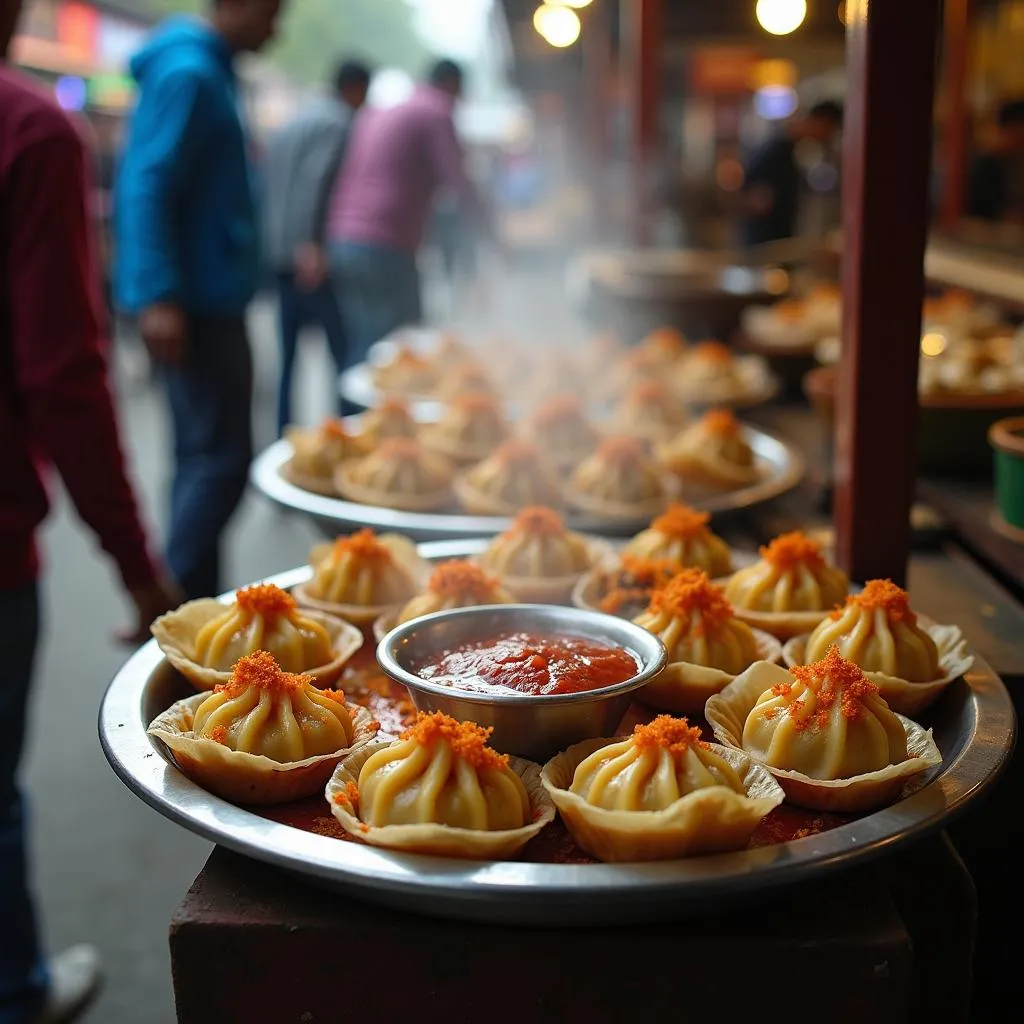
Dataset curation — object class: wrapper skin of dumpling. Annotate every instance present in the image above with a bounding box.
[148,694,378,805]
[325,743,555,859]
[782,621,973,717]
[334,458,453,512]
[541,737,783,862]
[638,628,783,714]
[151,599,363,692]
[291,536,430,626]
[475,538,613,604]
[705,662,942,813]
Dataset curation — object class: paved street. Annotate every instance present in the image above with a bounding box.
[25,301,333,1024]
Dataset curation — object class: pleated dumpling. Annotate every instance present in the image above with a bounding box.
[621,503,732,576]
[372,346,439,395]
[327,712,555,858]
[574,555,682,620]
[336,438,454,511]
[295,530,426,624]
[724,531,849,639]
[741,647,909,780]
[194,584,335,673]
[285,417,369,491]
[193,651,356,762]
[359,397,418,444]
[634,569,759,675]
[454,439,561,515]
[571,716,745,810]
[804,579,941,682]
[639,326,688,365]
[610,380,689,443]
[402,557,516,616]
[522,395,599,470]
[477,506,600,602]
[565,436,667,519]
[675,340,742,390]
[658,410,760,490]
[422,393,509,464]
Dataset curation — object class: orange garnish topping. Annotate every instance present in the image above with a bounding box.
[427,560,501,601]
[618,555,683,587]
[216,651,312,698]
[234,584,297,619]
[596,436,646,463]
[345,781,359,806]
[376,437,423,460]
[494,439,543,466]
[533,394,585,425]
[848,579,916,624]
[692,340,734,364]
[331,529,393,565]
[627,380,672,404]
[651,503,711,539]
[320,418,349,440]
[783,646,882,730]
[759,531,826,571]
[643,327,687,355]
[632,715,708,756]
[393,347,429,367]
[772,299,806,322]
[511,506,566,537]
[208,726,227,744]
[454,393,501,415]
[647,569,734,627]
[378,397,412,416]
[401,711,509,771]
[701,409,741,437]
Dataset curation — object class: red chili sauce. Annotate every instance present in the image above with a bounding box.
[411,630,639,696]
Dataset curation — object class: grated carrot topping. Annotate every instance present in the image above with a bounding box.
[208,726,227,744]
[376,437,424,461]
[532,394,586,425]
[651,503,711,539]
[647,568,734,627]
[627,379,672,404]
[392,347,429,368]
[785,646,882,730]
[427,560,502,601]
[618,555,683,587]
[344,781,359,807]
[632,715,709,756]
[377,397,413,417]
[331,528,393,566]
[700,409,741,437]
[759,531,826,571]
[454,393,501,415]
[215,651,313,698]
[320,418,350,440]
[235,583,297,619]
[772,299,807,322]
[493,439,543,465]
[691,340,734,364]
[511,505,566,537]
[596,436,646,463]
[401,711,509,771]
[643,327,687,355]
[845,579,917,623]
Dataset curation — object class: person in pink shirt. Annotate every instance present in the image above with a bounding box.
[326,59,490,361]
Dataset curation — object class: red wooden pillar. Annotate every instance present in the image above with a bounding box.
[834,0,941,586]
[940,0,972,228]
[582,2,612,239]
[622,0,663,244]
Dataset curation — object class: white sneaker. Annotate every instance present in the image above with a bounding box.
[32,945,102,1024]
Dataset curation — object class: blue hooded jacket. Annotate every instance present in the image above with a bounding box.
[115,17,258,315]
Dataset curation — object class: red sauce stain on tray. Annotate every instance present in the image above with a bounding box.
[409,630,640,697]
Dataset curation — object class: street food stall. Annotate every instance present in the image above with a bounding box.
[100,2,1020,1021]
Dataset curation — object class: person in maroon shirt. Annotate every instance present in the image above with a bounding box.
[0,3,178,1021]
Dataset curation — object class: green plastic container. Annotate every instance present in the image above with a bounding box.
[990,417,1024,531]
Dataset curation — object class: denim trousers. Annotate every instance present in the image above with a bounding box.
[275,272,348,435]
[328,243,422,367]
[162,314,253,600]
[0,583,46,1024]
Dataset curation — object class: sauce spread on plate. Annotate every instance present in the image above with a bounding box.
[411,631,639,696]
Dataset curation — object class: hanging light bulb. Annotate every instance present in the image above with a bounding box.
[533,4,583,49]
[755,0,808,36]
[559,0,595,7]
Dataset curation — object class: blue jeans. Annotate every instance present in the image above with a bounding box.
[162,315,253,600]
[276,272,348,435]
[0,583,47,1024]
[329,243,422,368]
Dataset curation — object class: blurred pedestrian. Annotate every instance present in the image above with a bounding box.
[114,0,283,601]
[1,2,178,1021]
[969,99,1024,224]
[327,58,492,363]
[741,101,844,247]
[263,59,372,434]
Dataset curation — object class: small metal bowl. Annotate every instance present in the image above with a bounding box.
[377,604,667,761]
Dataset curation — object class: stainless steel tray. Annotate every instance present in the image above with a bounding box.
[100,557,1016,926]
[250,423,805,540]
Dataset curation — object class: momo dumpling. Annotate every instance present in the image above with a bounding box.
[193,584,334,673]
[306,530,422,608]
[726,531,848,613]
[455,439,561,514]
[286,418,369,480]
[566,436,666,517]
[658,410,759,490]
[372,347,439,394]
[395,560,517,625]
[570,716,745,811]
[480,506,593,579]
[359,398,418,444]
[356,713,531,830]
[621,503,732,576]
[422,394,509,463]
[522,395,599,469]
[742,647,909,780]
[586,555,682,619]
[804,579,941,682]
[192,651,356,762]
[611,380,689,442]
[634,569,759,674]
[336,438,454,511]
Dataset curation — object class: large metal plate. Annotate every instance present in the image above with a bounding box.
[100,558,1016,926]
[250,424,806,541]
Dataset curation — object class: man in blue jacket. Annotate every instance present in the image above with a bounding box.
[115,0,282,600]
